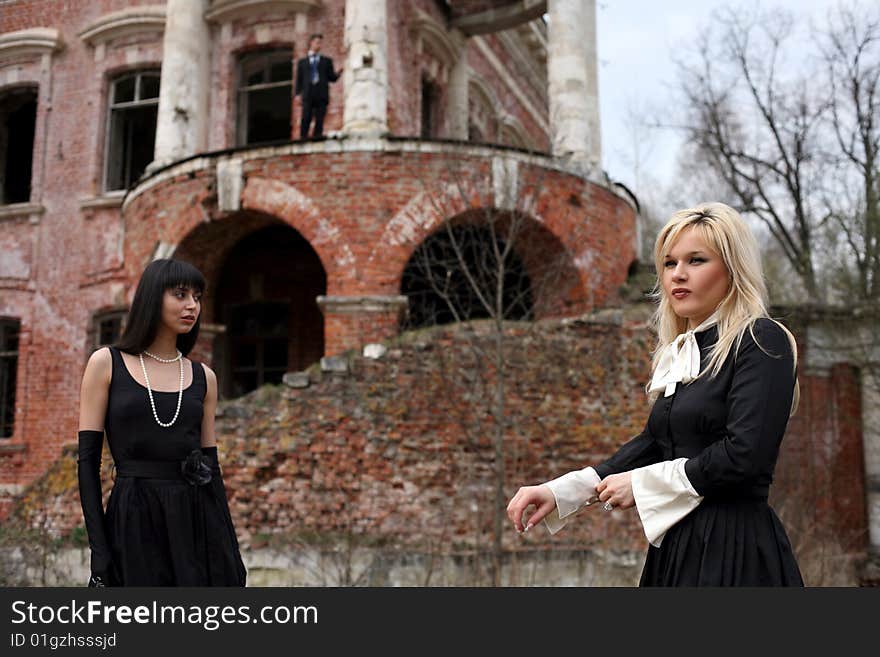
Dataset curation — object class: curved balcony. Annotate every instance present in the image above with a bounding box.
[122,137,636,373]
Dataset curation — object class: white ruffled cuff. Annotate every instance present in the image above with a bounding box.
[541,467,601,535]
[631,458,703,547]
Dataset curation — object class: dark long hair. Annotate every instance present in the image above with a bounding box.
[116,259,206,357]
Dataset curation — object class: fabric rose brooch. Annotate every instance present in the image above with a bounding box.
[181,449,212,486]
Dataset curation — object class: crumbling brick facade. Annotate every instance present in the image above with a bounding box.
[0,1,628,510]
[1,1,872,584]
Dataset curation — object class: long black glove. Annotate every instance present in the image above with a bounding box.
[77,430,114,586]
[201,446,247,586]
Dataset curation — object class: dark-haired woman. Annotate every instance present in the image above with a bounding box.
[77,259,246,586]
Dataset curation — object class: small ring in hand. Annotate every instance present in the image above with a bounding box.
[603,501,613,512]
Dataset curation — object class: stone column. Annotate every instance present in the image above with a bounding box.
[446,40,469,140]
[547,0,601,173]
[151,0,211,168]
[343,0,388,136]
[861,352,880,557]
[317,295,407,354]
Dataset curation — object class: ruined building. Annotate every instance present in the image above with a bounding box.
[0,0,632,498]
[0,1,875,585]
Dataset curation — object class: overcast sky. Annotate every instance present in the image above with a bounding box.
[595,0,843,209]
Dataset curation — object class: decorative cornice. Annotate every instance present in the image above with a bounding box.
[0,28,62,62]
[79,192,125,210]
[204,0,321,23]
[497,29,546,100]
[411,9,466,67]
[450,0,546,36]
[78,7,166,48]
[122,138,612,210]
[317,295,408,314]
[0,203,45,223]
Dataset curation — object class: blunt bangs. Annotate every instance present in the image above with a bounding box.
[160,259,206,295]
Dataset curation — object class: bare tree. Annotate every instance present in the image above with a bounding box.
[402,150,588,585]
[819,5,880,302]
[673,3,880,304]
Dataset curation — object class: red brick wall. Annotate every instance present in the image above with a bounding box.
[387,0,548,146]
[3,315,657,554]
[776,361,868,554]
[1,0,166,494]
[5,312,867,572]
[122,145,637,356]
[468,33,548,149]
[0,99,633,501]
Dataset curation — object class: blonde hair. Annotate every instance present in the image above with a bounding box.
[647,202,799,414]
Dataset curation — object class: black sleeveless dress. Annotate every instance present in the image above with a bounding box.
[594,319,803,586]
[103,347,246,586]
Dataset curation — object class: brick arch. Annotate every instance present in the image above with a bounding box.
[240,176,355,289]
[397,206,585,320]
[172,211,328,375]
[366,177,485,291]
[174,210,282,322]
[369,175,597,315]
[369,165,637,316]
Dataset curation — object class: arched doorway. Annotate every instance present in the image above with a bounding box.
[214,224,326,398]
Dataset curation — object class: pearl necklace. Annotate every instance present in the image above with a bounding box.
[139,351,184,428]
[143,349,182,363]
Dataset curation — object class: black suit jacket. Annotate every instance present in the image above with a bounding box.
[295,54,339,102]
[593,318,796,498]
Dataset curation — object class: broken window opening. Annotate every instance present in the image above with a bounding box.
[237,49,293,146]
[0,319,20,438]
[105,70,160,191]
[0,87,38,205]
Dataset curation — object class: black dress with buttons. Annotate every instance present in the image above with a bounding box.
[593,318,803,586]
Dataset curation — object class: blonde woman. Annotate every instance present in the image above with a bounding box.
[507,203,803,586]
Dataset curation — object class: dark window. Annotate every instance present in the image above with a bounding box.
[401,224,533,330]
[421,78,437,139]
[237,49,293,146]
[93,310,126,349]
[0,319,20,438]
[105,70,160,191]
[0,87,37,204]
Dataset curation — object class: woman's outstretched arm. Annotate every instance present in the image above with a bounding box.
[77,347,113,585]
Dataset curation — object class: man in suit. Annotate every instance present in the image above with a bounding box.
[295,33,342,139]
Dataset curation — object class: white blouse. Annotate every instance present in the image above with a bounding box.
[542,460,702,547]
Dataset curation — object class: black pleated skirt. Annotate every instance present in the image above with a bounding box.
[104,476,247,587]
[639,498,803,586]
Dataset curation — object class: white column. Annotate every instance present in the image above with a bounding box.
[343,0,388,136]
[446,40,469,140]
[547,0,601,174]
[151,0,211,168]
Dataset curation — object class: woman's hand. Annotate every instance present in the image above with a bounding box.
[596,472,635,510]
[506,484,556,533]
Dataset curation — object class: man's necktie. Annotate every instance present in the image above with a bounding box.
[310,56,318,84]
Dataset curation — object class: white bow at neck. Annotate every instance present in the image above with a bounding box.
[649,312,720,398]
